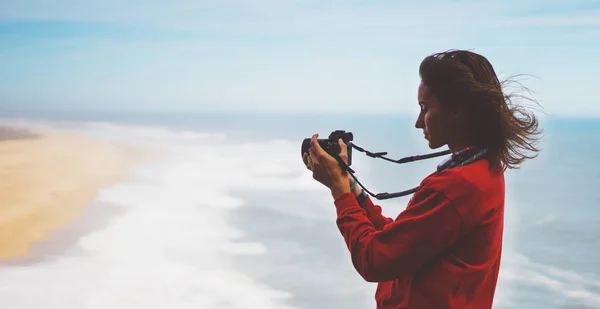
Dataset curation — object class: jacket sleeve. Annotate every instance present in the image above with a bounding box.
[333,186,464,282]
[358,195,394,230]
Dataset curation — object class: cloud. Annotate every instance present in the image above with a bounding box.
[0,1,587,32]
[0,0,599,116]
[0,0,208,23]
[505,12,600,27]
[2,1,597,44]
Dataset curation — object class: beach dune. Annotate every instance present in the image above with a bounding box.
[0,126,140,260]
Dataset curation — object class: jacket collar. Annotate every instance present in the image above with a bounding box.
[437,147,487,172]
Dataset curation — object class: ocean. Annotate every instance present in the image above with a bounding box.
[0,110,599,309]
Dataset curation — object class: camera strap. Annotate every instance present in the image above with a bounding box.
[337,143,487,200]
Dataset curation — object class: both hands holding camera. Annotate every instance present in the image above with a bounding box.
[303,134,359,200]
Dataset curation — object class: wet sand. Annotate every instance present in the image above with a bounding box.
[0,125,143,261]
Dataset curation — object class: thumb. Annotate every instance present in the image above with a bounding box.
[338,138,348,162]
[338,138,348,154]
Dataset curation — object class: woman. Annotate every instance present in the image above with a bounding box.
[304,50,542,308]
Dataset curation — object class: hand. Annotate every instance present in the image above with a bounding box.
[304,152,355,189]
[304,134,351,198]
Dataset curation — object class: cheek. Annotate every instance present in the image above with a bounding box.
[424,112,436,129]
[424,112,451,136]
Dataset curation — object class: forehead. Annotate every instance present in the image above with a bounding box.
[417,82,435,101]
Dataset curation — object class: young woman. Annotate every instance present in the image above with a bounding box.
[303,50,542,308]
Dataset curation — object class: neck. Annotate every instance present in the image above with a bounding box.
[448,140,471,153]
[447,128,474,153]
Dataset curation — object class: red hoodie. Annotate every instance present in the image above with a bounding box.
[333,159,505,309]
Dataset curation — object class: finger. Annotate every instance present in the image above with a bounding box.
[338,138,347,161]
[308,146,318,162]
[310,134,328,159]
[303,153,312,170]
[311,134,336,163]
[309,146,325,170]
[309,148,322,172]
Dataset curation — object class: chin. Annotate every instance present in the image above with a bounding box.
[428,140,444,149]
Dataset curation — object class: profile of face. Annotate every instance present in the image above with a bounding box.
[414,81,463,150]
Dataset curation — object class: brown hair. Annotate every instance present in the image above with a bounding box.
[418,49,543,172]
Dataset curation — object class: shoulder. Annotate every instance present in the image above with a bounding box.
[416,160,505,223]
[421,160,502,195]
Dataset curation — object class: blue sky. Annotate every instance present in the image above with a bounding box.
[0,0,599,117]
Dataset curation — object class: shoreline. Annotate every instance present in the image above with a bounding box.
[0,200,126,266]
[0,125,148,262]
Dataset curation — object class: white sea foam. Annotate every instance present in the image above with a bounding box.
[0,119,595,309]
[0,121,309,308]
[492,179,600,309]
[498,252,600,307]
[496,199,600,308]
[535,215,558,227]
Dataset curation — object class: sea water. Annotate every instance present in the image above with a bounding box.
[0,110,598,309]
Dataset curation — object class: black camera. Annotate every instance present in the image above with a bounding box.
[301,130,354,166]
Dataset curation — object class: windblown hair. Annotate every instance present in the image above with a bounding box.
[419,49,543,172]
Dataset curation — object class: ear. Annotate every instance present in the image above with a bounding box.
[450,106,468,122]
[450,110,462,121]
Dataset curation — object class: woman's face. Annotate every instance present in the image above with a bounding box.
[415,81,465,151]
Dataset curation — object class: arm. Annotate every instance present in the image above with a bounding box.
[348,178,394,230]
[333,186,464,283]
[352,186,394,231]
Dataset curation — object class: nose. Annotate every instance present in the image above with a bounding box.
[415,112,424,129]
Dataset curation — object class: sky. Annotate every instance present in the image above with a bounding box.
[0,0,599,117]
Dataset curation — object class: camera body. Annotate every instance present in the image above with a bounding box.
[301,130,354,166]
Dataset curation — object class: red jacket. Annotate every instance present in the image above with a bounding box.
[334,159,505,308]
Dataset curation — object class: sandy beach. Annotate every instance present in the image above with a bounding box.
[0,125,143,260]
